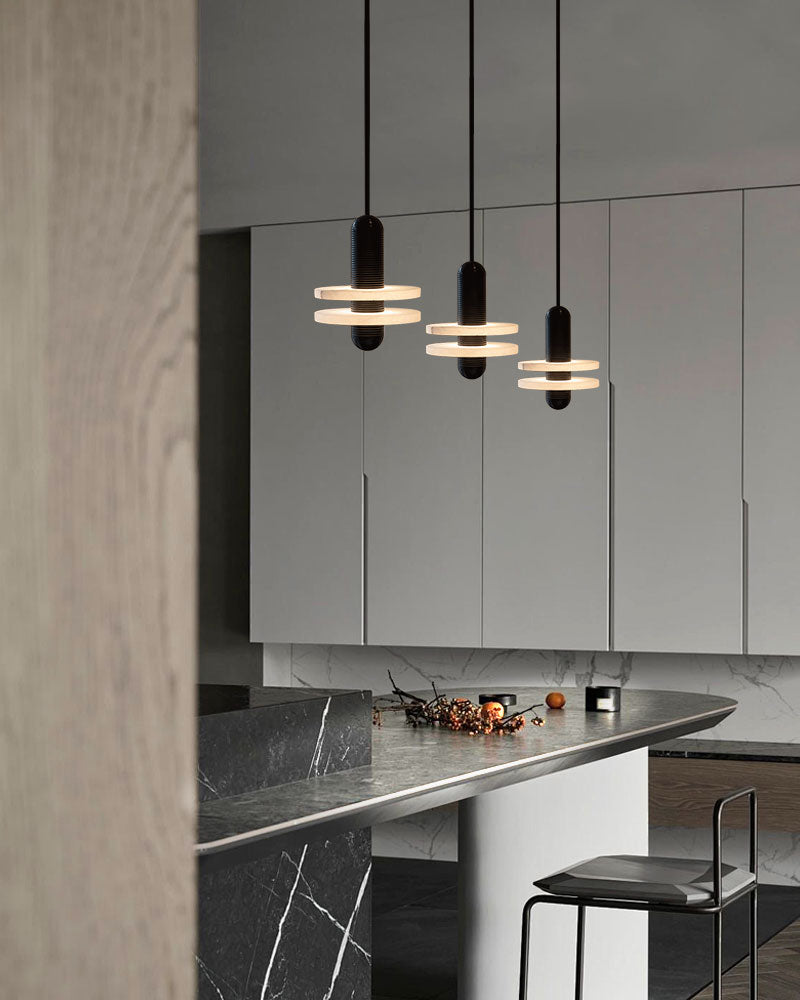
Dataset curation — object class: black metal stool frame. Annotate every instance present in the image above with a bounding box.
[519,788,758,1000]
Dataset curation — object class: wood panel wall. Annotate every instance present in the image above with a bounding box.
[650,758,800,832]
[0,2,197,998]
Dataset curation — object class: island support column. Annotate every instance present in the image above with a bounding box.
[459,749,649,1000]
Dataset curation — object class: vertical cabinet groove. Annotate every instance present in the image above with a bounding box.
[743,186,800,654]
[482,202,609,650]
[610,192,743,653]
[364,213,482,647]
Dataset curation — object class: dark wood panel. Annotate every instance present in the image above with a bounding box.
[650,757,800,832]
[695,916,800,1000]
[0,2,197,998]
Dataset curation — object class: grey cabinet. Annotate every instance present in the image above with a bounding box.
[250,222,364,644]
[200,1,800,231]
[364,213,483,647]
[482,202,609,650]
[610,192,743,653]
[199,0,470,230]
[744,187,800,655]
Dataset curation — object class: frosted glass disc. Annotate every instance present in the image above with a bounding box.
[426,321,518,337]
[315,284,421,301]
[517,358,600,372]
[426,341,519,358]
[315,307,421,326]
[517,376,600,391]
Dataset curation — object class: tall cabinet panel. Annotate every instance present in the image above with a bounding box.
[364,213,482,646]
[482,202,609,650]
[251,222,364,644]
[610,192,743,653]
[744,186,800,654]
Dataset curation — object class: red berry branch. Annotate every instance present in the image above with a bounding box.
[371,672,545,736]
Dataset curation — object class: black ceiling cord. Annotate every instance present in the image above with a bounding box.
[426,0,518,377]
[468,0,475,264]
[364,0,371,218]
[545,0,572,407]
[314,0,421,348]
[348,0,385,350]
[455,0,489,378]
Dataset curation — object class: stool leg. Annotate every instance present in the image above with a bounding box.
[750,888,758,999]
[519,899,535,1000]
[714,909,723,1000]
[575,905,585,1000]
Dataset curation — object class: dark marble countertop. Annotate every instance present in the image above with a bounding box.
[198,683,362,716]
[196,687,736,870]
[651,738,800,762]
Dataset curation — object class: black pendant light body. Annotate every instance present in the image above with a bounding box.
[350,214,385,350]
[315,1,420,348]
[517,0,599,403]
[426,0,518,377]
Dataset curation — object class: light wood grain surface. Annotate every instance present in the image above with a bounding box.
[650,757,800,832]
[0,1,197,997]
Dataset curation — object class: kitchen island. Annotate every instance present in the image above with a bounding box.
[197,688,735,1000]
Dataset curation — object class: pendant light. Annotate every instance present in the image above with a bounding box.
[314,0,421,351]
[517,0,599,407]
[425,0,518,378]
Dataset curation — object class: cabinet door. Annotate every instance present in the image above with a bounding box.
[364,213,482,646]
[610,192,742,653]
[199,0,469,230]
[251,222,363,644]
[482,202,609,650]
[744,186,800,654]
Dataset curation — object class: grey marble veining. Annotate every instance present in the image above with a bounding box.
[199,830,371,1000]
[197,684,373,999]
[271,644,800,743]
[197,688,735,867]
[198,684,370,802]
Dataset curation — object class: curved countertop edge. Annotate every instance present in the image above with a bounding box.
[197,696,735,873]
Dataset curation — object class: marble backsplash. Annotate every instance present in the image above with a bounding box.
[263,644,800,884]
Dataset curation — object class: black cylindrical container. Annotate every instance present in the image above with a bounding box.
[478,693,517,712]
[545,304,571,409]
[351,215,384,351]
[457,261,487,379]
[585,685,621,713]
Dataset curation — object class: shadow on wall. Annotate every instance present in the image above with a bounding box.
[199,232,263,684]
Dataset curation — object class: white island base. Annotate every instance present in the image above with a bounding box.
[459,749,648,1000]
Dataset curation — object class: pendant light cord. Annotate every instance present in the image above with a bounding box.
[364,0,371,216]
[469,0,475,262]
[555,0,561,305]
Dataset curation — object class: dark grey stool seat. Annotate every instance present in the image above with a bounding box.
[519,787,758,1000]
[536,854,756,906]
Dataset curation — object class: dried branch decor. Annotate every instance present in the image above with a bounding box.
[372,672,545,736]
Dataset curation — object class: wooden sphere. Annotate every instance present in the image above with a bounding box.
[480,701,505,723]
[545,691,566,710]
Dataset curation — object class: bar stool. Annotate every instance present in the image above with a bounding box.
[519,787,758,1000]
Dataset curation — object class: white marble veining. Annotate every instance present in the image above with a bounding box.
[265,643,800,878]
[649,826,800,888]
[259,844,308,1000]
[270,644,800,743]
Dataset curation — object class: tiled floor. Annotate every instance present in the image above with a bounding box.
[372,858,800,1000]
